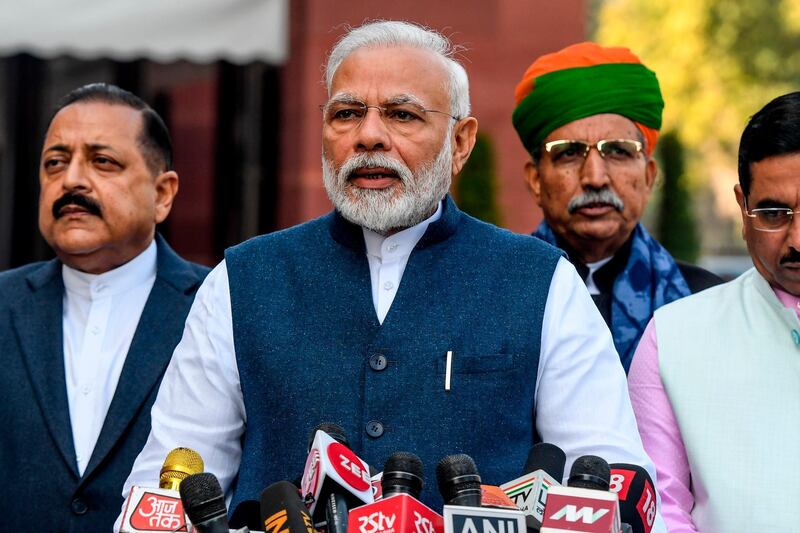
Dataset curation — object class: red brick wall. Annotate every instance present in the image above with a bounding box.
[278,0,586,233]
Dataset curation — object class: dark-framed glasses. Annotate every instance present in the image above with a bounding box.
[744,199,800,232]
[321,99,459,135]
[543,139,644,167]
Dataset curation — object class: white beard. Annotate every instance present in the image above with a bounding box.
[322,133,453,234]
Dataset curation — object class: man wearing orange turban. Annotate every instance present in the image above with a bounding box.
[513,42,721,371]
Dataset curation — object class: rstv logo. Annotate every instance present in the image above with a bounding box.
[357,511,397,533]
[413,511,436,533]
[549,504,609,524]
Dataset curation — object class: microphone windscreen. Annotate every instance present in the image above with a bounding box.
[308,422,349,450]
[522,443,566,479]
[610,463,657,533]
[230,499,262,530]
[261,480,314,533]
[179,472,227,525]
[568,455,610,491]
[159,447,204,490]
[436,454,482,506]
[382,451,424,498]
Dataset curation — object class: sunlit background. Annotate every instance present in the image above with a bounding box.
[2,0,790,277]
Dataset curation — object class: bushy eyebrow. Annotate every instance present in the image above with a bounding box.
[44,143,113,154]
[326,92,426,107]
[753,198,791,209]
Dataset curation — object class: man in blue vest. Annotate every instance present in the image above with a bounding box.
[122,21,665,529]
[628,92,800,531]
[0,83,209,531]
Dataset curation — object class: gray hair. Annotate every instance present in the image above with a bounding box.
[325,20,471,119]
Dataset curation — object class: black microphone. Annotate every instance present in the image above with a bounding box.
[309,422,350,450]
[567,455,610,491]
[438,454,526,533]
[261,480,315,533]
[436,454,482,507]
[500,443,566,530]
[179,472,230,533]
[609,464,657,533]
[230,499,262,530]
[382,451,424,499]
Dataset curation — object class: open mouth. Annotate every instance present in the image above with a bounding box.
[348,167,400,189]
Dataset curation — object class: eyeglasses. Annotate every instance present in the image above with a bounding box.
[543,139,644,167]
[321,99,460,136]
[744,198,800,232]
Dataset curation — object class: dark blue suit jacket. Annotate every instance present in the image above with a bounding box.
[0,235,209,532]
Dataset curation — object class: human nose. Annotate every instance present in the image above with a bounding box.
[579,145,610,189]
[60,158,92,192]
[354,106,392,152]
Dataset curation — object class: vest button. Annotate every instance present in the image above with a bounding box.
[71,497,89,515]
[369,354,388,371]
[366,420,384,438]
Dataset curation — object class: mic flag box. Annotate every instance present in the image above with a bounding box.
[120,486,191,532]
[443,504,526,533]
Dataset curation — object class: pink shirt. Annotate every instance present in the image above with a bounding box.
[628,285,800,532]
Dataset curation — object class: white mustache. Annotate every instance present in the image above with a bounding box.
[567,188,624,213]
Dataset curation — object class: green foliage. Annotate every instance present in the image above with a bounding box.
[655,132,700,262]
[454,133,501,225]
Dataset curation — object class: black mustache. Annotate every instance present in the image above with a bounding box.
[52,192,102,219]
[780,248,800,265]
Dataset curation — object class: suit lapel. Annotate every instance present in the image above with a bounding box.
[13,260,79,478]
[81,236,203,481]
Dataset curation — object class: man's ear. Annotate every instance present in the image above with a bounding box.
[524,160,543,206]
[645,157,658,191]
[154,170,179,224]
[734,183,748,241]
[450,117,478,177]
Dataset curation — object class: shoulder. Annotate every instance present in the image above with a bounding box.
[0,260,56,293]
[226,214,333,259]
[655,270,749,323]
[456,213,564,263]
[676,260,724,293]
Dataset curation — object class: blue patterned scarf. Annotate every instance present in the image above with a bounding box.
[534,222,691,371]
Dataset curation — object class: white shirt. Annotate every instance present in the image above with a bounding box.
[120,212,666,533]
[63,240,157,476]
[585,255,614,295]
[364,202,441,323]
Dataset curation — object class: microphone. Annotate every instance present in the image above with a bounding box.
[382,451,424,499]
[179,472,230,533]
[500,443,566,529]
[437,454,482,507]
[160,447,205,490]
[301,424,374,531]
[260,480,315,533]
[231,499,262,531]
[348,452,443,533]
[539,456,620,533]
[439,454,526,533]
[120,447,204,532]
[608,464,657,533]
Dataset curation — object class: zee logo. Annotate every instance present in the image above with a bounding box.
[329,442,371,491]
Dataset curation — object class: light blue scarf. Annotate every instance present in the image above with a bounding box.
[534,222,691,371]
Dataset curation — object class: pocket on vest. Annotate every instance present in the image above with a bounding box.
[435,353,517,374]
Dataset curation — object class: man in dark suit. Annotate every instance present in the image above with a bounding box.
[0,83,209,531]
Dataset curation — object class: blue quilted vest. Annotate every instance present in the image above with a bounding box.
[225,197,561,511]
